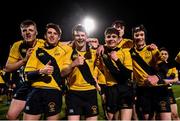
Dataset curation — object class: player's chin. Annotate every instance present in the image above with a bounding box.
[77,41,85,47]
[25,38,34,42]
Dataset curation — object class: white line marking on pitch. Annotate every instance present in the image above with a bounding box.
[176,97,180,100]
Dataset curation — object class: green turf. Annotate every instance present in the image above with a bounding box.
[172,85,180,98]
[172,85,180,116]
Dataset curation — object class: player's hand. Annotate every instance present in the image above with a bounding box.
[39,60,54,75]
[147,75,159,86]
[147,43,158,51]
[109,51,118,61]
[23,48,34,62]
[97,45,104,56]
[72,55,85,67]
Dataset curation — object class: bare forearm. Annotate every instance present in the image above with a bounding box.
[5,60,26,72]
[164,77,179,84]
[61,64,75,77]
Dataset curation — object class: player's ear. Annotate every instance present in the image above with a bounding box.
[58,35,61,40]
[36,30,38,36]
[44,34,47,39]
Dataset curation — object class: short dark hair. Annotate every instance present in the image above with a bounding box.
[104,27,120,37]
[132,24,147,34]
[112,20,125,28]
[132,24,147,40]
[159,47,168,52]
[46,23,62,36]
[72,24,87,36]
[20,19,37,29]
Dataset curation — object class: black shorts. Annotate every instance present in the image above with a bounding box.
[105,85,133,113]
[105,85,119,113]
[136,86,171,114]
[168,88,176,104]
[117,84,134,109]
[118,92,134,109]
[0,83,5,88]
[99,84,106,95]
[66,89,98,117]
[13,84,31,101]
[24,88,62,117]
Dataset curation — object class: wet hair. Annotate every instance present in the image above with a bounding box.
[46,23,62,36]
[132,24,147,34]
[132,24,147,39]
[159,47,168,52]
[112,20,125,28]
[72,24,87,36]
[20,19,37,29]
[104,27,120,37]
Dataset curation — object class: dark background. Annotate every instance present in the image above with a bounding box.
[0,0,179,66]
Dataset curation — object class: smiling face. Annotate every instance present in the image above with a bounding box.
[133,30,146,48]
[105,34,119,49]
[72,25,88,51]
[74,31,87,49]
[160,50,169,62]
[45,28,60,46]
[104,27,119,49]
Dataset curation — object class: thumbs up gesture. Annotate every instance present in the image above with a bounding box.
[71,54,85,67]
[39,60,54,75]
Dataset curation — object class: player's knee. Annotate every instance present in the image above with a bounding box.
[172,112,179,120]
[6,112,18,120]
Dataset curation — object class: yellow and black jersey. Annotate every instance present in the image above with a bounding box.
[0,70,5,84]
[158,61,179,87]
[102,48,133,86]
[157,60,178,80]
[117,38,133,49]
[175,51,180,64]
[7,39,45,64]
[25,43,71,90]
[94,66,106,85]
[62,47,99,91]
[130,46,160,86]
[60,41,73,46]
[167,66,178,89]
[0,76,4,84]
[167,67,178,79]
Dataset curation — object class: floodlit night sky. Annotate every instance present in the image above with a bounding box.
[0,0,179,66]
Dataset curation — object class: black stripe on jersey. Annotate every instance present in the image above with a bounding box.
[130,48,165,84]
[71,46,96,86]
[130,48,156,75]
[102,47,131,84]
[36,48,64,89]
